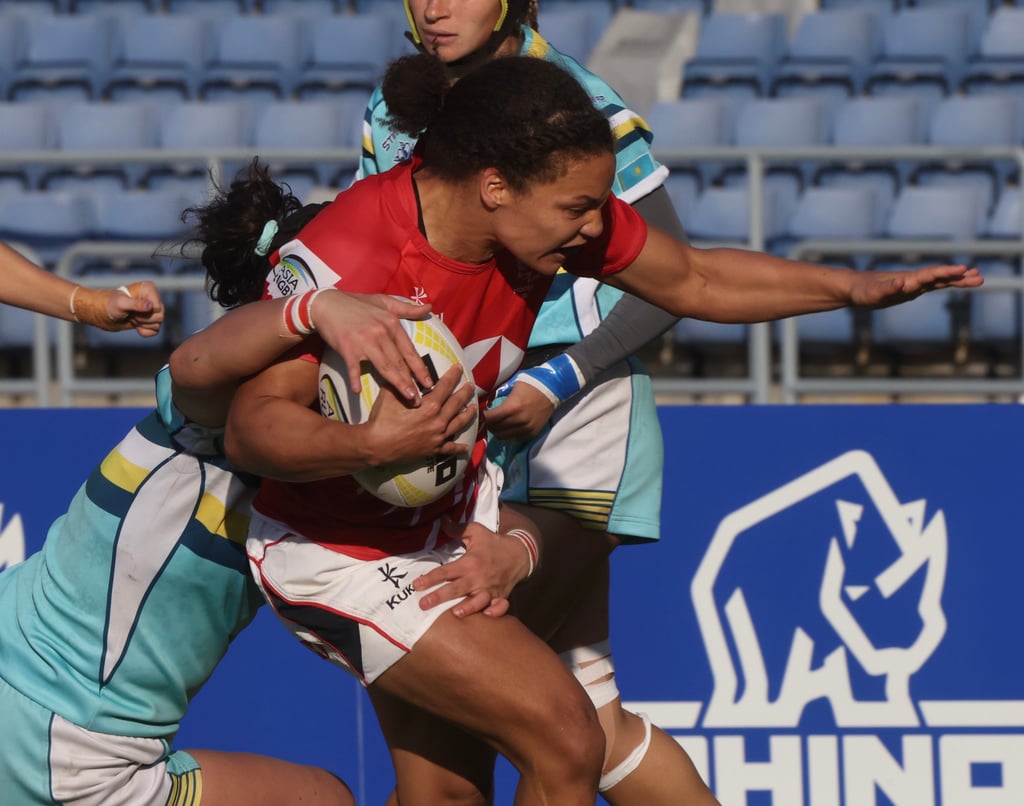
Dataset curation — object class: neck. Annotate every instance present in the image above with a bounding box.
[447,28,523,82]
[413,171,496,264]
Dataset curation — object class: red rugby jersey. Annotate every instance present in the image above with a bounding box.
[255,157,647,558]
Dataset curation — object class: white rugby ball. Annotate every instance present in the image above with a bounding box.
[318,313,478,508]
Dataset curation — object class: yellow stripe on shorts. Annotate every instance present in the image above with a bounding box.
[529,488,616,530]
[195,492,251,545]
[166,768,203,806]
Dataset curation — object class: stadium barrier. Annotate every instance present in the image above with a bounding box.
[0,144,1022,405]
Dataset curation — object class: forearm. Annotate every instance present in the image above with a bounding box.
[224,392,379,482]
[685,246,858,322]
[170,297,307,393]
[0,243,79,320]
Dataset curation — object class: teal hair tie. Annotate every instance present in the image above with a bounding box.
[254,220,280,257]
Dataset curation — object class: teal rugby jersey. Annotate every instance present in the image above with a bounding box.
[0,368,262,738]
[357,25,668,349]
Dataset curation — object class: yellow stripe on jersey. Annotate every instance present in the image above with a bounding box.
[99,449,150,494]
[195,492,251,546]
[167,767,203,806]
[608,108,654,145]
[525,29,550,59]
[529,489,615,530]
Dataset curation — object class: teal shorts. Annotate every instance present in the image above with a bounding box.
[0,675,202,806]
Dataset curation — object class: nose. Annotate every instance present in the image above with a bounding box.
[578,208,604,241]
[422,0,450,23]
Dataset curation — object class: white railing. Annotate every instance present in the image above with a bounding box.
[1,145,1022,405]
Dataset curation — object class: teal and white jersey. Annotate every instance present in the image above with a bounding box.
[357,25,668,349]
[0,368,262,739]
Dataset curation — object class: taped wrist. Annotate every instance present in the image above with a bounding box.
[507,353,585,407]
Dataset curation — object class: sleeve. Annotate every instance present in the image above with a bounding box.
[564,194,647,278]
[356,87,387,181]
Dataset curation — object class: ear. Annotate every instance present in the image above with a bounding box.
[479,167,508,212]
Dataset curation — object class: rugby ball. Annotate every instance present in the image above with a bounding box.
[318,313,478,508]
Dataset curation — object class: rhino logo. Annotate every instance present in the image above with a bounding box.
[692,450,947,728]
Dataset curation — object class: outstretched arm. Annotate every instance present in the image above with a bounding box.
[606,225,983,322]
[0,242,164,336]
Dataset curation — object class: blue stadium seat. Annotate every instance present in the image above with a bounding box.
[646,97,730,188]
[293,13,396,97]
[0,101,54,189]
[770,9,882,101]
[261,0,343,13]
[536,6,612,66]
[685,185,786,244]
[43,101,155,191]
[71,0,160,13]
[864,5,975,109]
[165,0,253,14]
[985,188,1022,239]
[0,189,96,267]
[148,101,249,201]
[960,8,1024,96]
[886,185,986,241]
[8,14,114,101]
[814,96,923,230]
[785,185,880,241]
[968,260,1020,355]
[250,99,353,188]
[681,12,788,100]
[94,187,193,241]
[663,172,701,229]
[723,98,830,229]
[105,13,211,102]
[199,16,303,102]
[911,95,1020,211]
[630,0,710,12]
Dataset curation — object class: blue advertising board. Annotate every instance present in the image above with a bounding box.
[2,404,1023,805]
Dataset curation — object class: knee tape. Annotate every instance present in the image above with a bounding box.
[598,712,652,793]
[558,640,620,709]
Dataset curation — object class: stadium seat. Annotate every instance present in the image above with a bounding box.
[814,96,923,230]
[681,12,788,99]
[293,13,396,98]
[631,0,710,12]
[250,99,352,187]
[864,5,975,109]
[7,14,114,101]
[536,6,613,66]
[105,13,211,102]
[985,187,1022,239]
[960,8,1024,96]
[93,187,193,241]
[911,95,1020,211]
[685,185,787,244]
[0,101,54,189]
[770,9,882,104]
[784,184,879,246]
[43,101,156,191]
[199,16,304,102]
[885,185,986,242]
[260,0,343,13]
[0,189,96,267]
[71,0,160,13]
[663,172,701,229]
[646,97,730,187]
[165,0,253,14]
[147,101,249,201]
[722,97,830,229]
[968,259,1020,358]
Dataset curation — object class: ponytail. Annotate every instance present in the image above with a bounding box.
[181,159,326,308]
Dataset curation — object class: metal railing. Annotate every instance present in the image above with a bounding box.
[1,144,1022,405]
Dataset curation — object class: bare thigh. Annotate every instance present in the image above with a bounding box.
[188,749,355,806]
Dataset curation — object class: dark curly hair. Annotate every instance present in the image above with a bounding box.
[383,55,613,192]
[180,159,327,308]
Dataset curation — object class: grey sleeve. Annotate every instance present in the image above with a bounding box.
[563,185,685,381]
